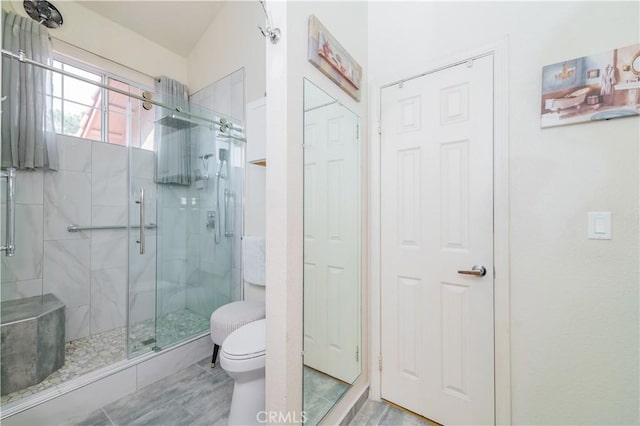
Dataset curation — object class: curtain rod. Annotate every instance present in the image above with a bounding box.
[1,48,242,132]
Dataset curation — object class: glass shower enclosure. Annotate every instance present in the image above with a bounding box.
[0,52,244,408]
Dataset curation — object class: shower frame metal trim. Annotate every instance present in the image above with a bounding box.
[1,48,244,134]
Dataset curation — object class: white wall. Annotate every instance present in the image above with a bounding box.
[368,2,639,424]
[3,0,187,85]
[187,1,265,100]
[265,1,368,419]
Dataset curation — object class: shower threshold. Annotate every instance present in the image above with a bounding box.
[1,327,126,407]
[0,309,210,418]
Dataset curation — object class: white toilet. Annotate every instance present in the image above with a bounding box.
[220,318,266,426]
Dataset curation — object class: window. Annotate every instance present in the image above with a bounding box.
[50,56,156,150]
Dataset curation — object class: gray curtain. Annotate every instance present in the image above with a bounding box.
[155,76,191,185]
[1,10,57,170]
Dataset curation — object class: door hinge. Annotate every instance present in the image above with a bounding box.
[377,121,382,135]
[355,346,359,362]
[378,354,383,371]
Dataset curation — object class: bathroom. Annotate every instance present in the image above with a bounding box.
[0,1,638,425]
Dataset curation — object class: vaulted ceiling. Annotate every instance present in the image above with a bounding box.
[75,1,226,57]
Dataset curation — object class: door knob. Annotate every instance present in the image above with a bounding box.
[457,265,487,277]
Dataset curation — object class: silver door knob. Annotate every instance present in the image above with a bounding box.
[457,265,487,277]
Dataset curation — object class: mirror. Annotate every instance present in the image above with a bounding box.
[303,79,361,425]
[632,52,640,76]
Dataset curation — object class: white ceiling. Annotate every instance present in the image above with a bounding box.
[76,1,227,57]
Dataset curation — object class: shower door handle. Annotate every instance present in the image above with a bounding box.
[1,168,16,256]
[224,189,234,237]
[136,188,145,255]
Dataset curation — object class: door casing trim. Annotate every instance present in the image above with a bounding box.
[368,37,511,425]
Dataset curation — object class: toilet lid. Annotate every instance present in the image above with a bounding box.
[222,319,266,360]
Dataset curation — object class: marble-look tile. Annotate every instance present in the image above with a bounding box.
[44,170,91,240]
[129,235,156,293]
[187,204,201,236]
[90,268,127,335]
[159,259,187,288]
[71,408,113,426]
[43,239,91,308]
[186,242,200,281]
[185,283,214,319]
[157,207,188,260]
[0,278,43,302]
[156,280,186,315]
[91,205,127,227]
[129,290,155,324]
[91,231,127,271]
[14,169,44,205]
[130,148,155,180]
[65,304,90,342]
[1,205,44,283]
[56,134,92,173]
[91,142,126,207]
[158,184,189,208]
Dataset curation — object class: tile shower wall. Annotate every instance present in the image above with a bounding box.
[1,134,156,342]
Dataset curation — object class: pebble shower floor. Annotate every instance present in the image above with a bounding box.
[0,309,209,406]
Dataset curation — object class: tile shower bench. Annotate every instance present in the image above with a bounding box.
[1,294,65,396]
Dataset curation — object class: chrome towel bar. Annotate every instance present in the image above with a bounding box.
[67,223,157,232]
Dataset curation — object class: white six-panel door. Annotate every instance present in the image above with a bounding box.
[304,102,360,383]
[380,55,494,425]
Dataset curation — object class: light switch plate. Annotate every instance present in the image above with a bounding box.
[587,212,612,240]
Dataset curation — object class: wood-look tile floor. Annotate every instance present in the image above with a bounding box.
[349,399,439,426]
[69,358,232,426]
[71,359,436,426]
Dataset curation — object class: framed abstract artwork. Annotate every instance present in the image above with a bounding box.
[308,15,362,102]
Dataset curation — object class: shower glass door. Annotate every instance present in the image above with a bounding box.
[127,97,240,356]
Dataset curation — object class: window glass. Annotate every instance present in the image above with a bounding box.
[51,56,153,148]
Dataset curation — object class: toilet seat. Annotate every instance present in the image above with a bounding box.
[220,319,266,372]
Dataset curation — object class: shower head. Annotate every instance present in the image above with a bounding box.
[218,148,228,162]
[198,153,214,160]
[23,0,63,29]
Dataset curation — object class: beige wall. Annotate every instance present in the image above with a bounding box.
[265,1,369,420]
[368,1,639,424]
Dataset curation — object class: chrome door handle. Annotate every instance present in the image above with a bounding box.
[458,265,486,277]
[135,188,145,255]
[1,168,16,257]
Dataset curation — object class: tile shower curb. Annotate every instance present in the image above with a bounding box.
[0,332,211,422]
